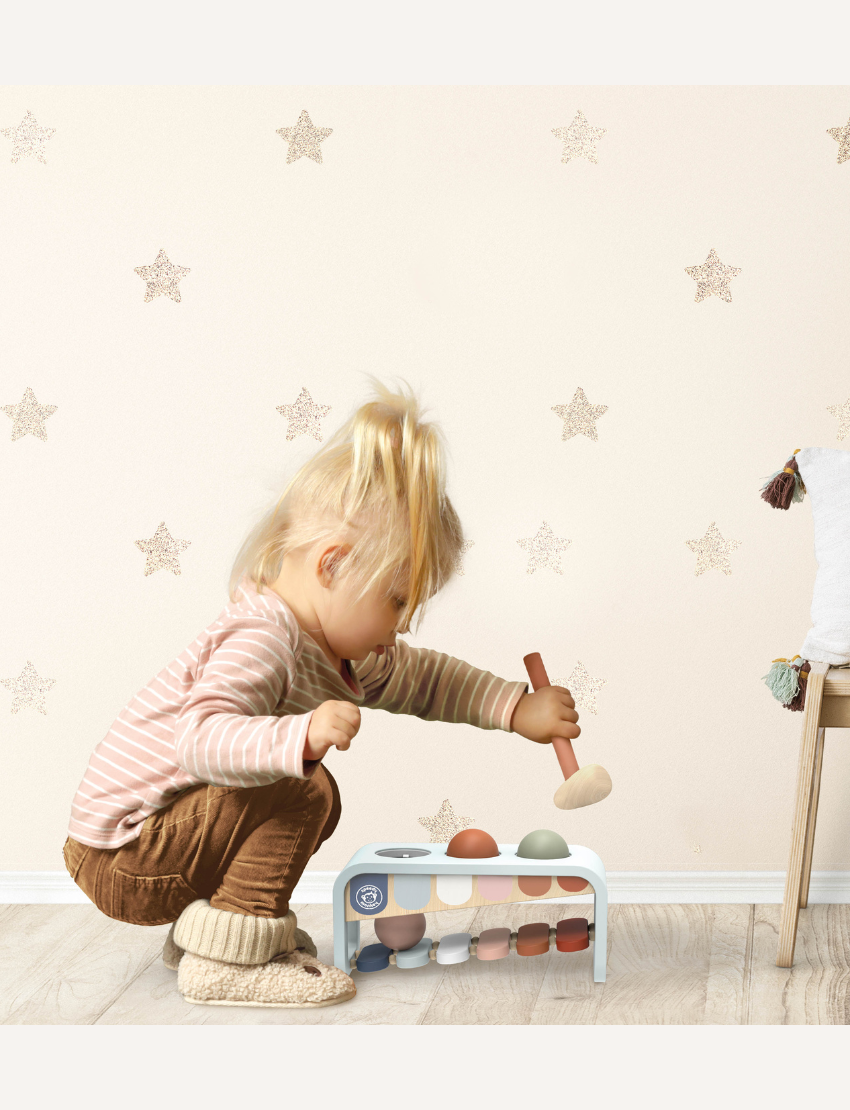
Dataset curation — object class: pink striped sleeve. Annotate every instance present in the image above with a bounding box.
[173,615,317,787]
[356,638,528,731]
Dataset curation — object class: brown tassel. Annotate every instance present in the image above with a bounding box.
[784,659,810,712]
[760,449,806,510]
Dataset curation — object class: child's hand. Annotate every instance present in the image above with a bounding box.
[509,687,580,745]
[303,700,361,761]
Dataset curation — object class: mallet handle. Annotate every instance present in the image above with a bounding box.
[523,652,580,780]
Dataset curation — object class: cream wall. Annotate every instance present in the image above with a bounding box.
[3,84,850,874]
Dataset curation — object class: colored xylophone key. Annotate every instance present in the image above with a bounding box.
[435,932,473,964]
[475,927,511,960]
[556,918,590,951]
[516,922,550,956]
[396,938,432,968]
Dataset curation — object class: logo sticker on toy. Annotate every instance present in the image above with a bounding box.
[355,884,383,911]
[349,872,389,915]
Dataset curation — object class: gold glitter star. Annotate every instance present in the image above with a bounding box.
[685,248,742,303]
[453,539,475,576]
[827,116,850,163]
[276,110,333,164]
[135,522,192,576]
[418,799,474,844]
[0,661,55,715]
[3,387,58,441]
[517,521,572,575]
[0,109,56,164]
[685,521,742,576]
[552,387,609,442]
[826,397,850,440]
[276,386,332,441]
[551,109,607,164]
[134,249,191,303]
[551,661,607,715]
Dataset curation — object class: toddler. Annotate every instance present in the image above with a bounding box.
[62,375,579,1008]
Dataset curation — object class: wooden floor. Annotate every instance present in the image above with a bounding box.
[2,900,849,1024]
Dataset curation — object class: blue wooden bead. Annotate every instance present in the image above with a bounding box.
[356,942,392,973]
[396,938,432,969]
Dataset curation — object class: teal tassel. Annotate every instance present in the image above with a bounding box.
[761,658,801,704]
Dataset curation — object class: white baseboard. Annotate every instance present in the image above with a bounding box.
[3,870,850,905]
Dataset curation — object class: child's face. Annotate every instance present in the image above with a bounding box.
[323,562,409,663]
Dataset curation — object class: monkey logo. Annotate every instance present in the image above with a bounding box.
[355,884,383,912]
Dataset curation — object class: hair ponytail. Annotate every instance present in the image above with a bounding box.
[227,373,464,635]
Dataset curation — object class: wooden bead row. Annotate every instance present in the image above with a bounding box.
[350,919,593,971]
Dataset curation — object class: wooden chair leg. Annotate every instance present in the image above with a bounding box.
[799,726,825,909]
[777,661,829,968]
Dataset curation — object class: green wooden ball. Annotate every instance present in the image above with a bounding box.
[516,828,570,859]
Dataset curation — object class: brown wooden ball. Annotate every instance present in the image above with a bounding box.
[374,913,427,951]
[446,828,500,858]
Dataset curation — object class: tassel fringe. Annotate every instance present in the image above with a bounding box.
[759,448,807,510]
[761,656,810,712]
[759,449,811,709]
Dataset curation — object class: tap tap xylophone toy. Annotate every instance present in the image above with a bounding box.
[332,827,608,983]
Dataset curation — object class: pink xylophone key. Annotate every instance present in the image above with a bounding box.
[475,927,511,960]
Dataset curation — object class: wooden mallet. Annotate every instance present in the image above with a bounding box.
[523,652,612,810]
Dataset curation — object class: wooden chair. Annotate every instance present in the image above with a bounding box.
[777,660,850,966]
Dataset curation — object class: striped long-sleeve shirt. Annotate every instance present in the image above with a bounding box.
[67,573,530,849]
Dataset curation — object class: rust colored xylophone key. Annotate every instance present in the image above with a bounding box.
[516,921,551,956]
[556,918,590,952]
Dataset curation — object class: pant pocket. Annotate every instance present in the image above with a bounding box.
[111,869,196,926]
[62,837,90,881]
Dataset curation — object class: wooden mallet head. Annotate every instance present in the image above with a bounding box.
[523,652,612,810]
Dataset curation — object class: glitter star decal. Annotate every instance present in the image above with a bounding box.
[134,249,191,303]
[135,522,192,576]
[517,521,572,575]
[0,661,55,715]
[685,521,742,576]
[827,116,850,163]
[551,661,607,715]
[3,387,58,441]
[276,386,332,441]
[552,387,609,441]
[453,539,475,576]
[0,109,56,164]
[551,109,607,164]
[685,248,742,303]
[826,397,850,440]
[276,110,333,164]
[418,799,474,843]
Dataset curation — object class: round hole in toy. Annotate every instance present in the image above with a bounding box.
[375,848,431,858]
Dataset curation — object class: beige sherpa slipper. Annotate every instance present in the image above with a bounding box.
[178,948,356,1008]
[162,922,318,970]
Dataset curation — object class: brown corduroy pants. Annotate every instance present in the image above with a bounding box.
[62,764,341,926]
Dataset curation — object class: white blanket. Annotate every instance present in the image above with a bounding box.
[797,446,850,665]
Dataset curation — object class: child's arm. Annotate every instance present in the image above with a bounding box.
[355,638,529,732]
[172,613,318,787]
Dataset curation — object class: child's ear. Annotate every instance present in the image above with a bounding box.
[318,543,352,585]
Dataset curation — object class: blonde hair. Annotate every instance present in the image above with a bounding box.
[227,373,465,636]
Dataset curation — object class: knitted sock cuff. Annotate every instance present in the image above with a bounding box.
[173,899,297,965]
